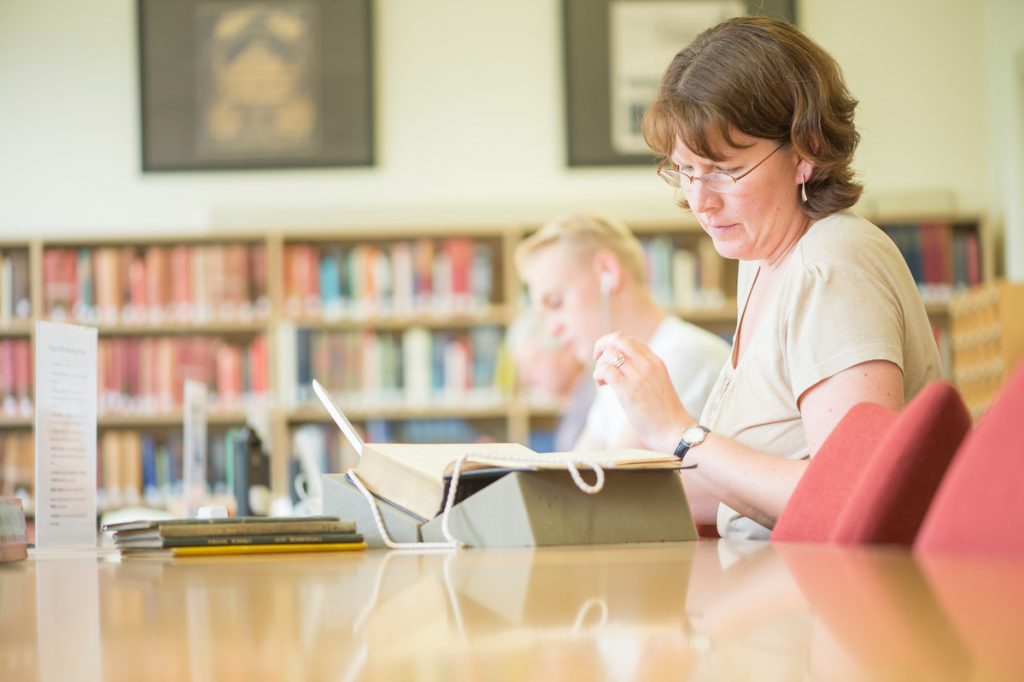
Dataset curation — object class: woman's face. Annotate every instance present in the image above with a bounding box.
[523,242,604,365]
[670,130,810,264]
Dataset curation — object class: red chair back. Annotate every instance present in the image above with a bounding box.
[831,382,971,545]
[772,402,898,543]
[915,363,1024,558]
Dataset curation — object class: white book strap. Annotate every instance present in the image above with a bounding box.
[347,454,606,550]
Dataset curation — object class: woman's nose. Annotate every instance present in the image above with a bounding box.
[686,181,719,214]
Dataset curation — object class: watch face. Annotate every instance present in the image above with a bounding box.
[683,425,708,446]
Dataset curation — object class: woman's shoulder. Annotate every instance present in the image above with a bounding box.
[795,210,902,270]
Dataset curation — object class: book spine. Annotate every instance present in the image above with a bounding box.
[155,532,364,548]
[158,519,357,537]
[9,250,30,320]
[0,253,11,327]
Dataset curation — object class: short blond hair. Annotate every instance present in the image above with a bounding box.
[514,214,647,285]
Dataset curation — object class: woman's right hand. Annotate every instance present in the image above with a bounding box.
[592,331,695,453]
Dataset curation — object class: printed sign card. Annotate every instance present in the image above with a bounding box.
[34,321,98,548]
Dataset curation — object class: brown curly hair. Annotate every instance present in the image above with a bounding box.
[641,16,862,219]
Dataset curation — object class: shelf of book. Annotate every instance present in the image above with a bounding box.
[869,215,993,379]
[949,281,1024,419]
[38,239,270,327]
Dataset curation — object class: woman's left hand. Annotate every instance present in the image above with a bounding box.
[592,332,695,453]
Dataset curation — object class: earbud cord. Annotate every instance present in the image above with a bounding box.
[600,286,611,334]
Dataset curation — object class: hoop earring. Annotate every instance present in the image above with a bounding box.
[801,175,808,203]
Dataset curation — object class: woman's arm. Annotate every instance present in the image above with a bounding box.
[592,332,904,529]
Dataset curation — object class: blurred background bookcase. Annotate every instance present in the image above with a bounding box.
[0,213,996,515]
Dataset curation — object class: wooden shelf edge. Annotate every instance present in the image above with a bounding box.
[97,412,250,427]
[671,301,738,324]
[286,400,514,422]
[1,413,251,428]
[283,307,510,330]
[0,324,33,337]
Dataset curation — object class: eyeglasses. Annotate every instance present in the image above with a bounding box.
[658,143,786,194]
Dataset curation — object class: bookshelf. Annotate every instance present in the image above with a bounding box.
[868,215,995,378]
[631,220,741,334]
[270,227,514,492]
[0,213,994,514]
[949,280,1024,419]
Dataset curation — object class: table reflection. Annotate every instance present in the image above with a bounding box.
[1,541,1022,681]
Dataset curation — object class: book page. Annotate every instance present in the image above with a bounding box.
[370,443,677,475]
[34,321,98,548]
[369,442,539,479]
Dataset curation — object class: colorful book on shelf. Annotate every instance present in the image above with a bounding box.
[0,253,11,325]
[8,250,30,319]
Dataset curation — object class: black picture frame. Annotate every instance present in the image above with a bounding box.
[563,0,796,167]
[137,0,374,171]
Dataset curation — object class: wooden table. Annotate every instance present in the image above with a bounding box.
[1,541,1021,681]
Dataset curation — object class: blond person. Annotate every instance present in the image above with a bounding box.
[517,213,729,451]
[592,17,941,539]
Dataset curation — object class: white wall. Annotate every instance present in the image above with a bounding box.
[0,0,1014,273]
[803,0,987,216]
[982,0,1024,280]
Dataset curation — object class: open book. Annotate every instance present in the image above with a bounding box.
[312,381,682,520]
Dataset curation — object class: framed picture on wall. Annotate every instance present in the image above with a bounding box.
[137,0,374,171]
[562,0,796,167]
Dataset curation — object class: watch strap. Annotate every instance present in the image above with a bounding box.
[673,424,710,461]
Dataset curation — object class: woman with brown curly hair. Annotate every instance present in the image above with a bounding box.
[592,16,941,539]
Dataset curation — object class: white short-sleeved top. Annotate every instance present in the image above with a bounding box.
[586,316,731,446]
[700,211,943,539]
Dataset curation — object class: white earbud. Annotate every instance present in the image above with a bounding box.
[599,272,613,333]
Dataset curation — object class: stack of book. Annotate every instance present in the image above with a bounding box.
[103,515,364,558]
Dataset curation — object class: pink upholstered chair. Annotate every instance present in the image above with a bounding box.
[773,381,971,545]
[772,403,898,543]
[915,362,1024,558]
[830,382,971,545]
[913,364,1024,681]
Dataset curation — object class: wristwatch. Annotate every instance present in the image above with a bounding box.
[674,424,710,461]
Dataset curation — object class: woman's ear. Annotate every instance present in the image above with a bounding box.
[796,157,816,184]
